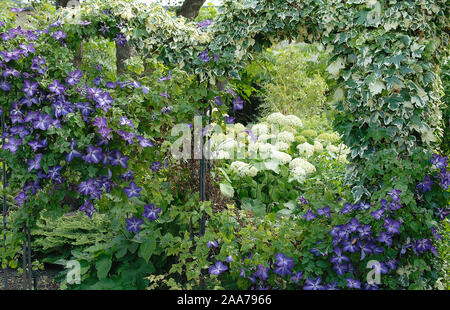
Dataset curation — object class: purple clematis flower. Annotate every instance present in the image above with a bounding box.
[27,153,43,172]
[347,218,360,232]
[303,277,323,290]
[330,247,349,265]
[389,200,402,211]
[0,79,11,91]
[431,154,447,170]
[10,125,29,138]
[438,169,450,190]
[66,140,82,162]
[431,227,441,240]
[33,113,53,131]
[357,224,372,239]
[150,161,162,172]
[274,252,294,276]
[317,206,331,218]
[30,56,47,74]
[109,150,129,168]
[417,175,434,193]
[346,278,361,289]
[209,261,228,275]
[207,240,218,248]
[66,70,83,86]
[97,126,112,140]
[22,79,39,97]
[199,49,211,62]
[48,165,62,179]
[290,271,303,284]
[377,231,392,246]
[82,144,103,164]
[79,200,97,218]
[388,189,402,202]
[52,30,67,40]
[123,181,142,199]
[332,263,348,276]
[159,92,170,99]
[303,209,317,221]
[3,137,22,153]
[343,238,359,253]
[2,67,20,78]
[116,130,135,145]
[126,216,144,234]
[197,19,214,29]
[119,116,134,128]
[142,203,162,221]
[161,106,172,114]
[341,203,352,214]
[93,116,108,128]
[383,218,401,235]
[158,72,172,82]
[415,238,432,253]
[214,96,223,106]
[233,96,244,111]
[114,33,127,47]
[19,43,35,56]
[136,136,153,148]
[78,178,96,196]
[15,191,28,207]
[225,116,235,124]
[385,259,397,271]
[254,264,270,281]
[370,208,385,220]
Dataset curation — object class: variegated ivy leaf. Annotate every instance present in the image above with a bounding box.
[326,57,345,77]
[369,80,385,96]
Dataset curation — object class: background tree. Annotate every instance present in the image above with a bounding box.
[176,0,207,19]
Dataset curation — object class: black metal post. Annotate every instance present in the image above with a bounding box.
[1,112,8,290]
[27,225,32,290]
[22,228,27,290]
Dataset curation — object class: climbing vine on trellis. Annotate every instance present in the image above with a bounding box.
[0,0,449,290]
[61,0,449,198]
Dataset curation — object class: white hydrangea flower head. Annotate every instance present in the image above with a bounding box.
[316,132,340,145]
[230,161,258,177]
[277,131,295,143]
[232,123,247,134]
[289,158,316,174]
[326,144,340,154]
[211,150,231,160]
[284,115,303,127]
[313,141,324,152]
[266,112,286,125]
[275,141,290,151]
[210,133,227,146]
[338,154,349,164]
[270,150,292,164]
[258,133,276,143]
[251,123,270,136]
[218,139,238,152]
[291,166,306,179]
[297,142,315,158]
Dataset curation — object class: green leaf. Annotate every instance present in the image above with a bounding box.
[219,182,235,198]
[139,238,156,263]
[241,198,266,217]
[95,255,112,280]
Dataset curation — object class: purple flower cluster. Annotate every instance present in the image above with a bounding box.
[125,202,162,235]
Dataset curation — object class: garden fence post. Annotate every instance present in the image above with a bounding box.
[1,112,8,290]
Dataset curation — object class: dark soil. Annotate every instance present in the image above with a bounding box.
[0,266,60,290]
